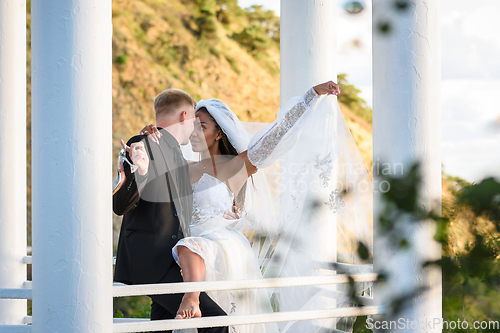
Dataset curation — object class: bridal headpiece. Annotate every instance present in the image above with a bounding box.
[195,99,250,153]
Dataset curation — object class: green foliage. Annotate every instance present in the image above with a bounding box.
[441,178,500,331]
[377,21,391,34]
[357,241,371,261]
[337,74,373,124]
[195,0,217,16]
[446,174,471,196]
[215,0,245,25]
[369,162,441,316]
[192,0,219,40]
[395,0,411,12]
[372,0,412,35]
[115,54,129,65]
[114,309,124,318]
[231,5,280,50]
[352,316,373,333]
[229,4,279,77]
[156,46,184,67]
[196,15,218,39]
[224,55,241,74]
[114,296,152,318]
[209,45,220,58]
[365,163,500,331]
[374,163,441,256]
[230,7,280,76]
[232,24,272,52]
[459,177,500,231]
[244,5,280,44]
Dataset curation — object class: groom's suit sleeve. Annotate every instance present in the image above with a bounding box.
[113,134,186,213]
[113,135,150,216]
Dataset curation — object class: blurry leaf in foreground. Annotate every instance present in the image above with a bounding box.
[343,1,365,14]
[352,315,373,333]
[377,21,391,34]
[459,177,500,227]
[381,163,421,214]
[357,241,371,261]
[394,0,411,12]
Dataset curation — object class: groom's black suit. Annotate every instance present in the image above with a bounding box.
[113,130,228,333]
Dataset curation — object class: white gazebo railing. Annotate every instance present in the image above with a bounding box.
[1,255,382,332]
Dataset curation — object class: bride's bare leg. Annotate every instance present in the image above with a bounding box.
[176,245,206,319]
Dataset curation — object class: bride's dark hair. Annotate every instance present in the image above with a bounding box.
[196,107,247,212]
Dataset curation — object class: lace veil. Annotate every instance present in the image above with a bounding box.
[182,94,373,333]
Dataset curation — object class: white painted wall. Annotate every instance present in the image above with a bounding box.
[372,0,442,331]
[0,0,27,325]
[31,0,113,331]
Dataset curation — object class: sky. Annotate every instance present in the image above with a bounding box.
[238,0,500,183]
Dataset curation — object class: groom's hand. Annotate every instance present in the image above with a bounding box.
[121,139,149,176]
[314,80,341,96]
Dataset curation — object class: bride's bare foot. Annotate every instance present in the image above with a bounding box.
[176,293,202,319]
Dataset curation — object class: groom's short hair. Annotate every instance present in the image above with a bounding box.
[154,89,195,118]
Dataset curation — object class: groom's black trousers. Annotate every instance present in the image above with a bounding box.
[149,260,229,333]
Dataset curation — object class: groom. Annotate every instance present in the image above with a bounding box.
[113,88,229,333]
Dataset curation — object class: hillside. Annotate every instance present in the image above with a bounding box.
[110,0,281,147]
[25,0,493,257]
[25,0,478,245]
[110,0,374,169]
[25,0,374,243]
[108,0,498,270]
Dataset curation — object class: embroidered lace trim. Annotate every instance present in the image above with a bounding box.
[191,173,234,225]
[247,88,318,168]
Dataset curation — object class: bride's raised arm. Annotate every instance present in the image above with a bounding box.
[234,80,340,177]
[136,81,340,196]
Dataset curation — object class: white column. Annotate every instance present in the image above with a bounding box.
[31,1,113,332]
[280,0,337,105]
[372,0,441,331]
[0,0,27,326]
[280,1,338,330]
[279,0,339,262]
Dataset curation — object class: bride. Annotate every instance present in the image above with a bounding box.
[140,80,373,333]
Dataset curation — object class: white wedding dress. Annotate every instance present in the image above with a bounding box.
[173,172,279,333]
[173,87,373,333]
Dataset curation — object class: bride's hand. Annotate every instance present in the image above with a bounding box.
[313,81,341,96]
[223,205,240,220]
[139,124,162,145]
